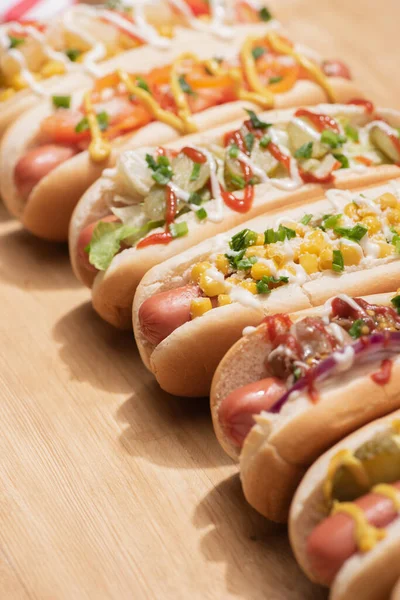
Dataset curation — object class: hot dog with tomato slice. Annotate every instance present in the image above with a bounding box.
[1,24,359,241]
[70,103,400,329]
[289,410,400,600]
[210,290,400,523]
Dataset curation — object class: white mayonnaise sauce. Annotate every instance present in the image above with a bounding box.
[332,345,355,372]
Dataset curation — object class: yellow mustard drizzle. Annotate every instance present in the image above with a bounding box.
[204,56,273,109]
[170,53,199,133]
[266,31,336,103]
[392,419,400,435]
[332,501,386,553]
[117,69,186,133]
[372,484,400,511]
[240,36,276,107]
[83,92,112,162]
[323,449,371,507]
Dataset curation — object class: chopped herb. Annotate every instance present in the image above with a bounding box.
[300,214,313,226]
[259,7,272,21]
[269,75,283,84]
[229,228,258,251]
[332,249,344,272]
[293,366,302,381]
[190,162,201,181]
[75,111,109,133]
[196,207,207,220]
[349,319,368,339]
[264,225,296,244]
[321,129,347,149]
[333,153,350,169]
[188,191,202,205]
[169,221,188,238]
[236,256,258,270]
[391,294,400,314]
[9,36,24,49]
[52,95,71,109]
[391,231,400,253]
[65,48,82,62]
[135,76,150,93]
[146,153,173,185]
[244,132,255,153]
[245,109,271,130]
[178,75,196,96]
[256,275,289,294]
[344,124,359,143]
[294,142,313,159]
[334,223,368,242]
[230,174,246,190]
[322,213,342,230]
[228,144,240,158]
[252,46,265,60]
[259,135,271,148]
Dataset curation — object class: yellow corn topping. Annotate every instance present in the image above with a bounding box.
[379,192,398,209]
[190,261,212,283]
[40,60,66,79]
[215,254,230,275]
[199,272,226,297]
[218,294,232,307]
[190,297,212,318]
[83,92,112,162]
[251,262,272,280]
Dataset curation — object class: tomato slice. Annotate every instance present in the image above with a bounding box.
[40,110,89,145]
[235,1,260,23]
[181,0,210,17]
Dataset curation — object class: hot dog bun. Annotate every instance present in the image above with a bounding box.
[1,21,361,242]
[70,105,398,331]
[289,411,400,599]
[392,579,400,600]
[132,181,400,399]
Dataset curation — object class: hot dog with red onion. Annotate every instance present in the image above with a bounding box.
[289,411,400,600]
[209,289,400,522]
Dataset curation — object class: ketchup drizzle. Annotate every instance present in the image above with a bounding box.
[182,146,207,163]
[295,109,340,133]
[371,359,393,385]
[347,98,375,114]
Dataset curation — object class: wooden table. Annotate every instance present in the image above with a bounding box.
[1,2,399,598]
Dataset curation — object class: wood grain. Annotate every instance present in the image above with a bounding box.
[0,1,399,598]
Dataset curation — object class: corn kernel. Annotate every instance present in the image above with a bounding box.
[387,208,400,225]
[191,261,211,283]
[341,243,362,266]
[344,202,359,220]
[299,253,319,274]
[255,233,265,245]
[246,246,267,258]
[300,230,326,256]
[319,246,333,270]
[0,88,15,102]
[361,215,381,235]
[40,60,66,78]
[379,192,398,209]
[156,24,174,38]
[218,294,232,307]
[215,254,230,275]
[199,272,226,297]
[265,245,286,266]
[10,74,27,91]
[238,281,257,294]
[357,204,378,218]
[377,242,395,258]
[250,262,272,280]
[190,297,212,319]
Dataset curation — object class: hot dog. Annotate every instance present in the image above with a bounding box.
[2,25,360,242]
[289,412,400,599]
[210,289,400,522]
[0,1,271,139]
[69,103,399,329]
[133,180,400,398]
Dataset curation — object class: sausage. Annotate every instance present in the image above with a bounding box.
[322,60,352,80]
[77,215,119,273]
[306,481,400,586]
[14,144,77,200]
[218,377,287,447]
[138,284,202,346]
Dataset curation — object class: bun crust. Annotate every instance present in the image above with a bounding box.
[289,412,400,599]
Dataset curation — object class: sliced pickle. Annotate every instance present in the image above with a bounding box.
[332,431,400,502]
[116,149,154,199]
[171,153,210,193]
[143,185,167,221]
[287,117,328,159]
[370,125,400,163]
[250,144,279,176]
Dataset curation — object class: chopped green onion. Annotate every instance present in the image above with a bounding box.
[196,207,207,220]
[75,111,109,133]
[259,7,272,21]
[245,109,271,130]
[169,221,188,238]
[269,75,283,84]
[188,191,202,205]
[333,153,350,169]
[344,124,359,143]
[322,214,342,230]
[237,256,258,270]
[228,144,240,158]
[65,48,82,62]
[190,162,201,181]
[294,142,313,159]
[264,225,296,244]
[332,249,344,272]
[146,153,173,185]
[178,75,196,96]
[300,214,313,226]
[259,135,271,148]
[334,223,368,242]
[244,132,255,153]
[9,36,24,49]
[321,129,347,149]
[52,95,71,109]
[348,319,368,339]
[229,229,258,251]
[230,174,246,190]
[252,46,265,60]
[391,294,400,314]
[136,76,150,93]
[256,275,289,294]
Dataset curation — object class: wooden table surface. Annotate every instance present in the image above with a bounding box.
[1,2,399,598]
